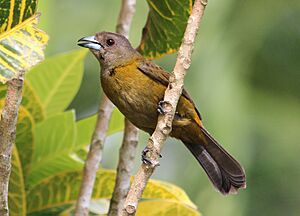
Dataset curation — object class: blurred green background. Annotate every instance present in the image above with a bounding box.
[37,0,300,215]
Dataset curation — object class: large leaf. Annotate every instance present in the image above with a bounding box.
[138,0,193,59]
[26,49,88,116]
[75,108,124,148]
[26,169,197,215]
[0,12,48,83]
[137,200,201,216]
[27,111,82,188]
[8,146,26,216]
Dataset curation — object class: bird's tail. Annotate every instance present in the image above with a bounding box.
[184,127,246,195]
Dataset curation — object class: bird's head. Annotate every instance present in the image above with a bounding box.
[78,32,139,68]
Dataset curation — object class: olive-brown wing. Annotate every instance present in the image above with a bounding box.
[137,60,202,125]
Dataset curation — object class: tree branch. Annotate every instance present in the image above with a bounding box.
[108,1,138,215]
[122,0,208,215]
[74,95,114,216]
[0,73,24,216]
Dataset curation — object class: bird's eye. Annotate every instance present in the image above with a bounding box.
[106,39,115,46]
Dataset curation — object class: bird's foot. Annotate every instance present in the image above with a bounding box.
[157,100,171,115]
[141,147,162,167]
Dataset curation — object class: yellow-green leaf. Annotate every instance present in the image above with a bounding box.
[26,49,88,116]
[144,179,197,209]
[138,0,193,59]
[8,146,26,216]
[0,0,37,33]
[27,169,197,215]
[0,13,48,83]
[137,200,201,216]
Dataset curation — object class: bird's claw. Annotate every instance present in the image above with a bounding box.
[157,100,168,115]
[141,147,161,167]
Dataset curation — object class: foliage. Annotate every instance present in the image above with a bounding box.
[0,50,200,215]
[27,170,198,215]
[138,0,194,59]
[0,0,48,83]
[0,0,205,215]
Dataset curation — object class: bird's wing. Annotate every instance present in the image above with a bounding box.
[137,60,202,120]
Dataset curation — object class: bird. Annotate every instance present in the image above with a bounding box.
[78,32,246,195]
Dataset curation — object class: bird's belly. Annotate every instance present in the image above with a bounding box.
[117,89,159,132]
[101,68,165,133]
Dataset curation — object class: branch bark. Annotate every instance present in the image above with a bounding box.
[108,1,138,215]
[122,0,208,215]
[0,73,24,216]
[74,95,114,216]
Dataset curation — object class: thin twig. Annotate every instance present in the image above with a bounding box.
[115,0,136,37]
[0,73,24,216]
[108,1,138,215]
[122,0,208,215]
[74,95,114,216]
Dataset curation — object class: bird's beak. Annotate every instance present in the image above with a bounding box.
[77,36,103,51]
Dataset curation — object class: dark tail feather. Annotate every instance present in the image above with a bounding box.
[184,127,246,195]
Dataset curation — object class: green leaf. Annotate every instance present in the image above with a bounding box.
[75,108,124,148]
[138,0,193,59]
[137,200,201,216]
[0,0,37,33]
[16,83,45,175]
[14,105,35,178]
[20,83,45,122]
[0,13,48,83]
[27,111,82,188]
[27,169,197,215]
[26,49,88,116]
[8,146,26,216]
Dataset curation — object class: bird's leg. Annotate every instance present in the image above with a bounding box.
[141,147,162,167]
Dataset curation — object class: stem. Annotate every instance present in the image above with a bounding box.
[0,73,24,216]
[122,0,208,215]
[74,95,114,216]
[108,1,138,215]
